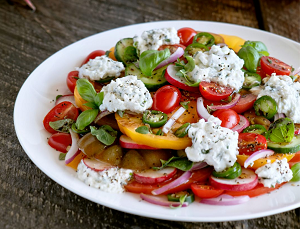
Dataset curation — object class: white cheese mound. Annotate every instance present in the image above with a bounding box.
[99,75,153,113]
[133,27,180,54]
[255,158,293,188]
[185,116,239,172]
[256,74,300,123]
[78,56,125,81]
[188,45,244,91]
[77,160,133,193]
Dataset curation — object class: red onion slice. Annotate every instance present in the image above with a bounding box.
[274,113,285,121]
[244,149,274,168]
[295,129,300,135]
[200,194,250,206]
[65,129,80,164]
[208,93,241,110]
[140,193,189,208]
[231,115,249,133]
[190,162,208,171]
[94,110,113,123]
[196,97,211,121]
[162,107,186,134]
[291,66,300,76]
[154,47,184,70]
[56,94,78,108]
[151,171,192,195]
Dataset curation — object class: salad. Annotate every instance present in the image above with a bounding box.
[43,27,300,208]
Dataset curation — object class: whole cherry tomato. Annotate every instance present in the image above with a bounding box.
[152,85,181,114]
[212,109,240,129]
[66,71,79,93]
[199,81,233,101]
[81,50,106,66]
[177,27,197,46]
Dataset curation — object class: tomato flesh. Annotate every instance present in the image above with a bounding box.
[43,101,79,134]
[152,85,181,114]
[191,184,224,198]
[81,50,106,66]
[212,109,240,129]
[66,71,79,93]
[199,81,233,101]
[48,133,72,153]
[260,56,292,76]
[231,93,257,114]
[177,27,197,47]
[238,133,267,155]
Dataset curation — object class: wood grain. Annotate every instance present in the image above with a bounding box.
[0,0,299,228]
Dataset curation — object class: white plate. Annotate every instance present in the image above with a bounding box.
[14,20,300,222]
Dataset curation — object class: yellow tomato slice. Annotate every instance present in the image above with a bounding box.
[108,47,117,61]
[237,153,295,170]
[219,34,245,53]
[168,100,199,124]
[74,86,90,111]
[66,151,85,170]
[115,113,192,150]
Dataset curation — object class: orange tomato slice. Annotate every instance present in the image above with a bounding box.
[219,34,245,52]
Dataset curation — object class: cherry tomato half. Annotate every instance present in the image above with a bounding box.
[43,101,79,134]
[212,109,240,129]
[48,133,72,153]
[260,56,292,76]
[158,44,186,54]
[191,184,224,198]
[231,93,257,114]
[256,66,266,79]
[152,85,181,114]
[199,81,233,101]
[81,50,106,66]
[66,71,79,93]
[238,133,267,156]
[177,27,197,47]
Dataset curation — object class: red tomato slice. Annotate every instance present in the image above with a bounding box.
[152,85,181,114]
[212,109,240,129]
[231,93,257,114]
[81,50,106,66]
[199,81,233,101]
[66,71,79,93]
[260,56,292,76]
[238,133,267,155]
[224,183,285,198]
[124,167,213,195]
[289,151,300,164]
[158,44,186,54]
[177,27,197,47]
[48,133,72,153]
[43,101,79,134]
[191,184,224,198]
[256,66,267,79]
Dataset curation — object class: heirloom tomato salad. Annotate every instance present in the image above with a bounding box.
[43,27,300,207]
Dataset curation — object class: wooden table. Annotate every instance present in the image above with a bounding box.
[1,0,299,228]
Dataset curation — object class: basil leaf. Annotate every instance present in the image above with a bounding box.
[71,123,89,134]
[243,41,269,57]
[105,50,111,57]
[153,156,193,171]
[238,46,260,72]
[56,95,62,100]
[59,153,66,160]
[267,118,294,143]
[94,91,104,107]
[139,49,170,76]
[124,46,138,63]
[180,101,190,110]
[83,102,99,109]
[135,126,149,134]
[90,125,117,146]
[184,56,195,72]
[76,78,97,102]
[49,119,74,133]
[75,109,98,130]
[291,163,300,182]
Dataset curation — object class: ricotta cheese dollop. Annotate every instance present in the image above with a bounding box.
[185,116,239,172]
[77,160,133,193]
[133,27,180,54]
[78,55,125,81]
[99,75,153,113]
[188,45,244,91]
[256,74,300,123]
[255,158,293,188]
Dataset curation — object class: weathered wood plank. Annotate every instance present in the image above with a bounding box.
[0,0,299,228]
